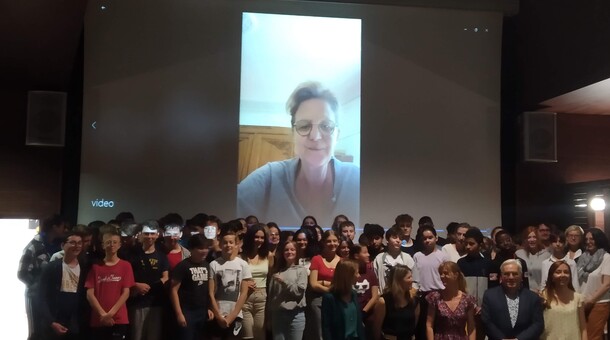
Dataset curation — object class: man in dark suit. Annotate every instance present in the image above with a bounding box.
[481,259,544,340]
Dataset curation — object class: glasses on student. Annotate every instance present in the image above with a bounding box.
[293,120,336,137]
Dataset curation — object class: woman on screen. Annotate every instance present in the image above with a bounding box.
[237,82,359,227]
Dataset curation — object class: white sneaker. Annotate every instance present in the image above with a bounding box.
[233,320,242,336]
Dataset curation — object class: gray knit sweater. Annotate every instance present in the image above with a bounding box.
[267,265,308,311]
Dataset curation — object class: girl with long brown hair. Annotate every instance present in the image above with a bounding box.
[372,264,420,340]
[304,230,341,340]
[540,260,587,340]
[267,240,308,340]
[321,259,365,340]
[240,224,272,340]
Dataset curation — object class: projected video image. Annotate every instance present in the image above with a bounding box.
[237,13,361,228]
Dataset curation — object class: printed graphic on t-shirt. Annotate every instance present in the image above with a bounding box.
[141,257,160,270]
[383,256,402,284]
[354,279,370,295]
[98,274,123,283]
[216,268,241,301]
[190,267,208,285]
[61,263,80,293]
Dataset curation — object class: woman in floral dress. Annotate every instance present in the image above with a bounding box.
[426,261,476,340]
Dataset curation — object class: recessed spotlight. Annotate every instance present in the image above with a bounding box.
[101,5,107,10]
[591,197,606,211]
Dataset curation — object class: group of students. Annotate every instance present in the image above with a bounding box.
[17,212,608,340]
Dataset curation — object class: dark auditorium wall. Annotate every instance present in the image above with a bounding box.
[513,114,610,229]
[501,0,610,231]
[0,44,83,223]
[0,1,85,222]
[0,62,82,221]
[0,90,63,219]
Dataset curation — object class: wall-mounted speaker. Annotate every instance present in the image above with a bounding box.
[522,111,557,162]
[26,91,67,147]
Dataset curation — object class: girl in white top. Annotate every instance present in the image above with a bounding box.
[515,226,551,292]
[241,224,272,340]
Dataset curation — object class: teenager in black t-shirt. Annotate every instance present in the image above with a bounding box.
[127,223,169,340]
[170,234,213,340]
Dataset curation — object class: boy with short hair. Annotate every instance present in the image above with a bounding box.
[457,227,491,307]
[85,227,135,340]
[170,233,214,340]
[395,214,417,256]
[372,225,418,292]
[442,223,470,262]
[339,221,356,241]
[487,230,529,289]
[209,229,252,339]
[363,223,386,260]
[38,231,87,339]
[127,221,169,340]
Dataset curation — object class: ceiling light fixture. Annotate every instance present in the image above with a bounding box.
[591,197,606,211]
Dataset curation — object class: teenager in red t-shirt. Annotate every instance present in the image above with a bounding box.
[86,227,135,340]
[305,230,341,340]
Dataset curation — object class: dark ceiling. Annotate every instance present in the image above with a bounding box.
[0,0,87,92]
[1,0,609,114]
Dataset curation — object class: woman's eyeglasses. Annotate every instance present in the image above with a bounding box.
[293,120,336,137]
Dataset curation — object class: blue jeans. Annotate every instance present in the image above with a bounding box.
[303,294,322,340]
[271,309,305,340]
[177,308,207,340]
